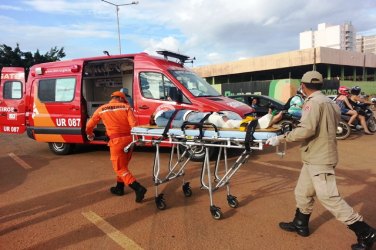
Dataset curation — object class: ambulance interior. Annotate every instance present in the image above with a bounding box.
[82,59,134,136]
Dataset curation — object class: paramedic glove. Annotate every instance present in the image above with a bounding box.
[87,133,95,141]
[265,135,286,146]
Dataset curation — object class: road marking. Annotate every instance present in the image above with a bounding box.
[253,160,345,180]
[82,211,143,250]
[8,153,32,169]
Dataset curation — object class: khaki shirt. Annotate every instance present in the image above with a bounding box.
[285,91,340,165]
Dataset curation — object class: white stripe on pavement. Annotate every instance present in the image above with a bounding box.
[82,211,143,250]
[8,153,32,169]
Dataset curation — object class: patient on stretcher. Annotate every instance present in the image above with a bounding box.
[151,109,281,130]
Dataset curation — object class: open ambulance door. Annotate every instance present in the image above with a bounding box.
[0,67,26,134]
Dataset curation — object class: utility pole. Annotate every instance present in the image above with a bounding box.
[101,0,139,54]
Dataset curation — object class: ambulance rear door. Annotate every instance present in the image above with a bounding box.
[29,64,85,145]
[0,67,26,134]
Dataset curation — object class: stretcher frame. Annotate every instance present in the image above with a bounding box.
[125,120,286,219]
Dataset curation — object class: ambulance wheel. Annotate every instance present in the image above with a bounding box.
[210,206,222,220]
[48,142,75,155]
[227,195,239,208]
[182,182,192,197]
[189,146,217,162]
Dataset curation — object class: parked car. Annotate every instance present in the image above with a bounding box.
[228,94,286,116]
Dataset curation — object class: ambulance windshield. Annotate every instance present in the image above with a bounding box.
[170,70,220,97]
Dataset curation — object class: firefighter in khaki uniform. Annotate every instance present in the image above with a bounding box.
[86,91,147,203]
[266,71,375,250]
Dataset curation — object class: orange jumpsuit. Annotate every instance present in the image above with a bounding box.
[86,99,137,185]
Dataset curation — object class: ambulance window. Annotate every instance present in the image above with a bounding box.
[139,72,189,103]
[38,78,76,102]
[3,81,22,99]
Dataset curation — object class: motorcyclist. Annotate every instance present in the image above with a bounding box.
[287,87,305,119]
[335,86,358,128]
[350,86,374,106]
[349,86,374,135]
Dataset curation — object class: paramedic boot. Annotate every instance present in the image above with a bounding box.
[348,221,376,250]
[110,182,125,196]
[129,181,147,203]
[279,208,311,237]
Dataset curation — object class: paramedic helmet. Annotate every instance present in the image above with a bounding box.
[111,91,126,100]
[351,86,361,96]
[338,86,350,96]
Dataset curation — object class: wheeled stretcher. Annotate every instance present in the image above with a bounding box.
[125,120,286,219]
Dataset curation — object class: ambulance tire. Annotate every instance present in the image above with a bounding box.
[48,142,75,155]
[189,146,217,162]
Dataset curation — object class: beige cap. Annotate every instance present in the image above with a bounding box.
[301,71,323,84]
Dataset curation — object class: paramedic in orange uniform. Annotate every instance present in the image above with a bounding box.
[86,91,147,203]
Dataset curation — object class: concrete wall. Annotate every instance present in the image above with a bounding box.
[194,47,376,77]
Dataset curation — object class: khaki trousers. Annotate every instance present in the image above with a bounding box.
[294,163,362,225]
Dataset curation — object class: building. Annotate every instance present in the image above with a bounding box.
[300,22,356,51]
[356,34,376,54]
[193,47,376,100]
[194,47,376,82]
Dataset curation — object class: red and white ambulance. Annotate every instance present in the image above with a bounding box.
[0,51,253,157]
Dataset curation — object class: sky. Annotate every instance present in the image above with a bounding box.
[1,0,376,66]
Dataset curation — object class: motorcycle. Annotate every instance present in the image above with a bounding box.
[278,110,354,140]
[340,102,376,134]
[337,103,376,140]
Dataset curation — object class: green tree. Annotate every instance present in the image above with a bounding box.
[0,43,66,77]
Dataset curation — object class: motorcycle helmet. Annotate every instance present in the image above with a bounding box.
[371,97,376,103]
[350,86,361,95]
[338,86,350,96]
[297,86,303,95]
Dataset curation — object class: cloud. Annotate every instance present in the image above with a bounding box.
[142,36,181,55]
[0,4,24,11]
[23,0,102,14]
[2,0,376,65]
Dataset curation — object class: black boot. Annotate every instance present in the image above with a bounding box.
[110,182,125,196]
[129,181,147,203]
[348,221,376,250]
[279,208,311,237]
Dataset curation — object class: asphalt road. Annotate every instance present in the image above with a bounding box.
[0,132,375,250]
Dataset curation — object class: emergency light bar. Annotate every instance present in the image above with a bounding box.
[157,50,194,65]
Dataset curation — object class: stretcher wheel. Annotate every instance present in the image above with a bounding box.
[227,195,239,208]
[182,182,192,197]
[210,205,222,220]
[155,194,166,210]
